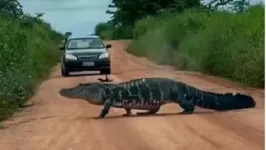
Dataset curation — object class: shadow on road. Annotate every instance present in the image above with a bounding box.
[52,72,103,79]
[76,110,223,120]
[66,72,114,82]
[67,72,101,77]
[0,116,55,129]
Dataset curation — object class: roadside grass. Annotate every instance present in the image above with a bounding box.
[128,6,264,88]
[0,16,63,121]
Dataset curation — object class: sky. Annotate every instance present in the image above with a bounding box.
[19,0,112,35]
[19,0,263,35]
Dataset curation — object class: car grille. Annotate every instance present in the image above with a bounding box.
[77,55,98,61]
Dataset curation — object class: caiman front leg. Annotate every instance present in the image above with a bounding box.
[95,99,112,119]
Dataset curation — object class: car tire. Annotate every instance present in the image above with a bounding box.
[61,66,70,77]
[100,68,111,74]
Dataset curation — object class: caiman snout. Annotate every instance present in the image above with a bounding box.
[59,87,81,99]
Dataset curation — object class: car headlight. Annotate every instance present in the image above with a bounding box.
[65,54,77,60]
[98,52,109,59]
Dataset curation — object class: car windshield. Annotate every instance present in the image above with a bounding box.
[66,38,105,50]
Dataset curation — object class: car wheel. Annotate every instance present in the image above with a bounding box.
[100,68,111,74]
[61,66,70,77]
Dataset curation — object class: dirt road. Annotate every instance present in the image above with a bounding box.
[0,40,264,150]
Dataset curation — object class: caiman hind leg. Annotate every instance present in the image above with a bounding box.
[136,107,160,116]
[179,100,195,114]
[178,95,195,114]
[122,108,133,116]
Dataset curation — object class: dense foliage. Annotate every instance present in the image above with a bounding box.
[94,0,251,39]
[0,0,63,121]
[129,6,264,87]
[94,0,264,88]
[94,23,132,40]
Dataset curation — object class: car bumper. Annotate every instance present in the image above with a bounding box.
[63,59,110,71]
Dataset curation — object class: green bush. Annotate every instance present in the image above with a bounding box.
[132,11,174,39]
[0,15,62,121]
[128,6,264,87]
[94,22,133,40]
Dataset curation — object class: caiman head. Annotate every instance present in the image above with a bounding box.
[59,82,114,105]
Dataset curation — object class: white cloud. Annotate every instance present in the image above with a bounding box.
[19,0,112,34]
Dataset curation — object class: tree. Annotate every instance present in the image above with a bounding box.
[94,22,113,35]
[231,0,250,12]
[0,0,23,18]
[206,0,250,12]
[35,12,45,18]
[64,32,72,38]
[105,0,202,27]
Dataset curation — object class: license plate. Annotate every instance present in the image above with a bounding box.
[82,62,95,66]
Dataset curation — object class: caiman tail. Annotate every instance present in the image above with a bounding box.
[190,89,256,111]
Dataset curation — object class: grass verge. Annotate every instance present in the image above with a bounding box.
[128,6,264,87]
[0,15,63,121]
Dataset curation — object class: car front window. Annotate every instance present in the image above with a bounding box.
[66,38,105,50]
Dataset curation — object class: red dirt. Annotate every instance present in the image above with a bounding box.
[0,40,264,150]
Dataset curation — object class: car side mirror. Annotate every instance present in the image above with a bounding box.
[106,44,111,49]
